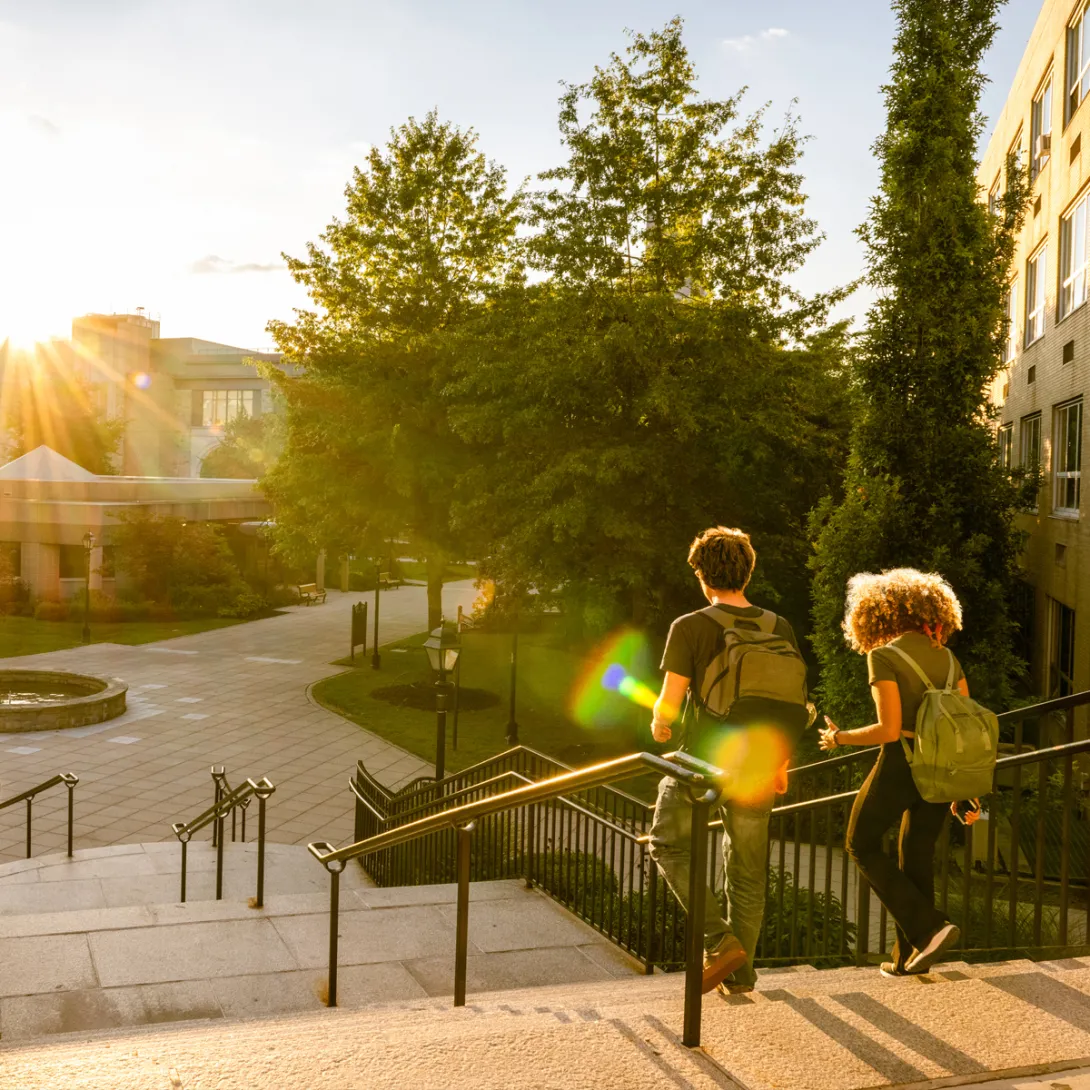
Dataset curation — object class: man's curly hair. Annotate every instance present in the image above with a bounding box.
[842,568,963,654]
[687,527,756,592]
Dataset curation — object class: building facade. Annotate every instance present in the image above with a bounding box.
[980,0,1090,707]
[70,312,280,477]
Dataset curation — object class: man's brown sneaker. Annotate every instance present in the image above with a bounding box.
[702,937,747,994]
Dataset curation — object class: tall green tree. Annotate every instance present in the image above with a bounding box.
[810,0,1029,724]
[449,20,850,637]
[200,411,282,480]
[264,111,521,626]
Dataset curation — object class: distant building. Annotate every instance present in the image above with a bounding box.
[979,0,1090,712]
[0,445,270,601]
[70,312,281,477]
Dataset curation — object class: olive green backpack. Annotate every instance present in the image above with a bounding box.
[887,644,999,804]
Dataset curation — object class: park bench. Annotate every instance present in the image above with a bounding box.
[378,572,401,591]
[297,583,327,605]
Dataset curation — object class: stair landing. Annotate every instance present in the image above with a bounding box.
[0,845,639,1042]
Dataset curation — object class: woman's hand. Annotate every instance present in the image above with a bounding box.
[818,716,840,752]
[951,798,982,825]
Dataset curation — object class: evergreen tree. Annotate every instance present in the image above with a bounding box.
[810,0,1029,724]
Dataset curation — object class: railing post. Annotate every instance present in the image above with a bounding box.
[524,803,536,889]
[65,778,75,858]
[454,824,473,1007]
[180,835,189,903]
[251,779,275,910]
[215,810,226,900]
[25,796,32,859]
[645,853,658,974]
[856,875,871,967]
[325,860,347,1007]
[683,788,715,1049]
[211,767,224,849]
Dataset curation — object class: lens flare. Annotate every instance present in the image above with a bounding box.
[130,371,151,390]
[708,725,790,805]
[569,628,656,729]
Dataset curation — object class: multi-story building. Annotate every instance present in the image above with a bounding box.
[69,312,281,477]
[980,0,1090,710]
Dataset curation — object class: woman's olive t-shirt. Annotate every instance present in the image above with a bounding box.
[867,631,965,749]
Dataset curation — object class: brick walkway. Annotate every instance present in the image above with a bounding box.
[0,583,476,862]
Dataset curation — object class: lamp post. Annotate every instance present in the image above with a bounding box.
[423,622,462,782]
[371,561,382,670]
[81,531,95,644]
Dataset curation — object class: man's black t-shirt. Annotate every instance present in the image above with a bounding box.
[660,603,807,763]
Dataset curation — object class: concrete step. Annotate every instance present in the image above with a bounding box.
[0,841,372,916]
[6,957,1090,1090]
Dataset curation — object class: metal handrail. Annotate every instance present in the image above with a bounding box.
[355,769,645,844]
[211,766,254,846]
[171,772,275,905]
[0,773,78,859]
[312,749,724,1049]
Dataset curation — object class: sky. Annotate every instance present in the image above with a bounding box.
[0,0,1044,351]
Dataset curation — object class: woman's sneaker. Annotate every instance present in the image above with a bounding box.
[702,937,747,994]
[904,923,960,974]
[880,962,921,978]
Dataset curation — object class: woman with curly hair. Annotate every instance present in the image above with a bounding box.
[819,568,979,976]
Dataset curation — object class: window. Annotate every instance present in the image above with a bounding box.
[988,175,1001,217]
[1054,398,1083,516]
[1002,282,1018,363]
[1071,5,1090,121]
[1026,244,1047,343]
[998,423,1014,467]
[1049,598,1077,697]
[1032,78,1053,178]
[201,390,254,428]
[59,545,86,579]
[1062,194,1090,317]
[1021,412,1043,511]
[1007,131,1025,193]
[0,542,19,579]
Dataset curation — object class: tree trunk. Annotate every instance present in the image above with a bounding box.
[426,556,444,630]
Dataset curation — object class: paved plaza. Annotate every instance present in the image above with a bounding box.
[0,582,476,863]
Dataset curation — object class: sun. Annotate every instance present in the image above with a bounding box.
[0,303,68,352]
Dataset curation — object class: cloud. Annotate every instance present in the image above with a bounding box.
[723,27,790,52]
[27,114,60,137]
[190,254,285,275]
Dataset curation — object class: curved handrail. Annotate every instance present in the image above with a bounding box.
[314,751,715,868]
[0,772,79,859]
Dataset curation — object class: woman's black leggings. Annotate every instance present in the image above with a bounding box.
[845,744,949,966]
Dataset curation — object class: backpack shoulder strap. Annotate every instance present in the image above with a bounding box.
[945,648,957,691]
[700,605,737,631]
[885,643,936,692]
[700,606,776,634]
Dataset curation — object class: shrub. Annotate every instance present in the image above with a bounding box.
[34,600,69,621]
[217,590,268,619]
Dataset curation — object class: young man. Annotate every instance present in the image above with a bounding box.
[649,526,810,995]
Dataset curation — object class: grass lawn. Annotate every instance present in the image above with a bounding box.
[315,626,658,792]
[0,615,246,658]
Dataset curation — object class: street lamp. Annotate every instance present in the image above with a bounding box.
[81,531,95,644]
[423,622,462,782]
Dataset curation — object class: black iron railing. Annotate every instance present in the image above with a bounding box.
[171,769,275,904]
[315,750,725,1048]
[351,690,1090,976]
[0,773,78,859]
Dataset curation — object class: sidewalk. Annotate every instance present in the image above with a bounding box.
[0,582,476,862]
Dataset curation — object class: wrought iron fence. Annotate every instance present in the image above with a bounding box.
[352,691,1090,972]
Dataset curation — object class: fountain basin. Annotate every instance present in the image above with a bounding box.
[0,671,127,732]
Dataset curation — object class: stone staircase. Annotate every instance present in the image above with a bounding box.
[5,845,1090,1089]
